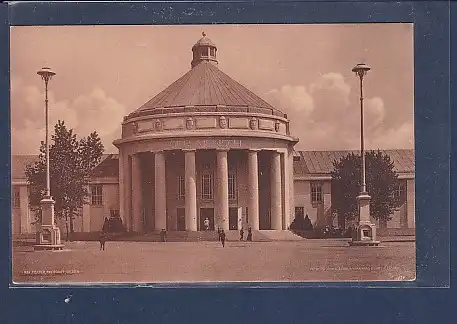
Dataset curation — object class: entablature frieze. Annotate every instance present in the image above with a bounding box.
[120,136,292,156]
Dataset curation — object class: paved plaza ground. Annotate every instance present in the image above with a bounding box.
[12,239,415,284]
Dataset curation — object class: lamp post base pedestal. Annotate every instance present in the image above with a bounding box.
[348,240,381,247]
[349,194,381,247]
[33,198,64,251]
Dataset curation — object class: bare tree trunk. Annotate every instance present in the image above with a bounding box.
[69,208,75,241]
[69,209,75,234]
[65,210,69,242]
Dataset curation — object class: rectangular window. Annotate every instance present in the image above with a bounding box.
[210,48,215,56]
[394,181,406,203]
[228,173,237,200]
[91,185,103,206]
[201,173,214,200]
[310,182,323,203]
[12,186,20,208]
[201,48,208,57]
[178,175,185,200]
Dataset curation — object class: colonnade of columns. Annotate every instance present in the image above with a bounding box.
[119,149,288,232]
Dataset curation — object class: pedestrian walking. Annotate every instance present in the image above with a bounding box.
[239,228,244,241]
[99,232,106,251]
[220,229,226,247]
[204,217,210,231]
[217,227,221,241]
[160,229,167,242]
[247,227,252,242]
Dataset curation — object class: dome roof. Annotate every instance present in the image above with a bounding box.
[130,61,284,118]
[126,33,286,120]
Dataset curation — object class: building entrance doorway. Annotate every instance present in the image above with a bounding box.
[177,208,185,231]
[199,208,214,231]
[229,207,238,230]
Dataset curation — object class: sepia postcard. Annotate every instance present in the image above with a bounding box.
[11,24,416,284]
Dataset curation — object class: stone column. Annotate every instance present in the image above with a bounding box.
[288,149,295,229]
[184,149,198,231]
[125,155,133,232]
[282,149,292,230]
[154,151,167,230]
[247,149,260,230]
[131,154,143,232]
[217,149,229,230]
[118,150,126,228]
[270,151,282,230]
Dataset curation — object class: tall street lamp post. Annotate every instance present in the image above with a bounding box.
[37,67,55,199]
[349,63,380,247]
[34,67,63,251]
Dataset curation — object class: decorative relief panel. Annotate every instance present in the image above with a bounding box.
[163,118,184,130]
[278,122,286,134]
[196,117,217,129]
[219,116,228,129]
[275,121,281,132]
[258,119,275,131]
[154,119,163,131]
[132,122,139,134]
[249,117,258,130]
[137,120,155,133]
[228,117,249,129]
[185,117,195,130]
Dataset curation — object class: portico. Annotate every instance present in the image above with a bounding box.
[116,143,294,233]
[113,33,298,232]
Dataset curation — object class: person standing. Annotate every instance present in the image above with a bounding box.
[204,217,210,231]
[247,227,252,242]
[220,229,226,247]
[239,228,244,241]
[160,229,167,242]
[99,232,106,251]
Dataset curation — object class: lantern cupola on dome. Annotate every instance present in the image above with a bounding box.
[191,32,218,68]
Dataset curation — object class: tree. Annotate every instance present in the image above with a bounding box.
[330,150,402,228]
[25,120,104,240]
[290,213,313,231]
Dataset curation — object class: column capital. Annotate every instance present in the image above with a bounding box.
[248,149,261,153]
[216,148,229,152]
[183,149,196,153]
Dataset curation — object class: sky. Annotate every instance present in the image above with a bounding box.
[10,24,414,155]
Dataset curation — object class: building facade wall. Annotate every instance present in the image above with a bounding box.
[11,165,416,234]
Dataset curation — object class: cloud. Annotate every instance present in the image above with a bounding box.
[71,88,125,150]
[368,122,414,149]
[11,71,413,156]
[264,73,413,151]
[264,85,314,116]
[11,78,125,155]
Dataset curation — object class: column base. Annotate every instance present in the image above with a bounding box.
[34,225,64,251]
[349,221,380,246]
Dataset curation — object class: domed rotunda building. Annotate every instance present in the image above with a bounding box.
[113,33,299,232]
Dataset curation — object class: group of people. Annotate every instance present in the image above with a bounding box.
[99,215,255,250]
[239,227,253,242]
[216,226,253,248]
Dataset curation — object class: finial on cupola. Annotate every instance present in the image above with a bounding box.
[191,32,218,68]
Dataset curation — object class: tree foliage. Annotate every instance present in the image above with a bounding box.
[290,214,313,231]
[330,150,402,225]
[25,120,104,239]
